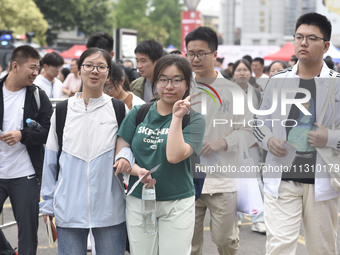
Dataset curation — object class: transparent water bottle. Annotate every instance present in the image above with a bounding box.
[26,118,41,128]
[142,183,157,234]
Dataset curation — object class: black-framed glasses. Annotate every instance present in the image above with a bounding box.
[157,75,185,87]
[293,33,327,43]
[185,51,214,60]
[82,64,109,73]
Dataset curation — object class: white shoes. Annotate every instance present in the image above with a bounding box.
[251,222,266,234]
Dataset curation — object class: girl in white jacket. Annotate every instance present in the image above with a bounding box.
[40,48,133,255]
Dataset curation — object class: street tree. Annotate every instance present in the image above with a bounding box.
[131,17,169,45]
[149,0,183,49]
[34,0,115,45]
[0,0,48,45]
[115,0,148,29]
[115,0,183,48]
[115,0,169,46]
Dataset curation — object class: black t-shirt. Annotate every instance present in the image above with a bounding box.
[282,79,317,184]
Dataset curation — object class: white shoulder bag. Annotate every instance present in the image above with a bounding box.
[237,136,264,215]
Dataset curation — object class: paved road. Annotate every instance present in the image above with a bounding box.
[1,201,339,254]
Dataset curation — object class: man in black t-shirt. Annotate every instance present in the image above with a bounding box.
[253,13,340,255]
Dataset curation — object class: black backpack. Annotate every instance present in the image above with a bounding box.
[55,98,126,179]
[135,102,205,200]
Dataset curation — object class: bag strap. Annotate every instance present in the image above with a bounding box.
[330,80,336,130]
[318,72,337,127]
[34,87,40,111]
[55,99,125,180]
[136,102,153,126]
[55,99,68,180]
[111,98,125,128]
[136,102,191,129]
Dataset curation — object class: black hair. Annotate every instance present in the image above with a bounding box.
[170,50,182,55]
[242,55,252,65]
[253,57,264,66]
[295,12,332,41]
[268,60,288,72]
[216,57,224,64]
[10,45,40,66]
[108,61,131,92]
[121,65,140,84]
[86,32,114,53]
[185,26,218,52]
[232,59,252,76]
[134,39,164,63]
[61,67,70,79]
[152,54,192,99]
[41,52,64,67]
[290,55,298,63]
[78,48,112,74]
[324,55,334,70]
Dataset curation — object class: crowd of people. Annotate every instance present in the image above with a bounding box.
[0,11,339,255]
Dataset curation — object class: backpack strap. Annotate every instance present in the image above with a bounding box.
[55,99,68,180]
[182,111,191,129]
[34,86,40,111]
[136,102,153,126]
[54,98,125,180]
[111,98,125,128]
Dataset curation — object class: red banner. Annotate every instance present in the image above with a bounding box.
[181,11,202,53]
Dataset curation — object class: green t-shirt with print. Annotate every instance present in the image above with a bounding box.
[118,102,205,201]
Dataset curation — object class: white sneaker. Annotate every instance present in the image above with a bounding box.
[251,222,266,234]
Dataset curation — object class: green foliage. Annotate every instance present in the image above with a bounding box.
[115,0,148,29]
[34,0,115,44]
[33,0,78,31]
[75,0,115,36]
[0,0,48,45]
[131,17,169,46]
[149,0,183,49]
[115,0,183,48]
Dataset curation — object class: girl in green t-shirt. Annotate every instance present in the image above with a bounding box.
[114,54,205,255]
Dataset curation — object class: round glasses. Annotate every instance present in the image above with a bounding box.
[157,76,184,87]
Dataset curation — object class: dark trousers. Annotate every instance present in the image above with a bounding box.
[0,175,40,255]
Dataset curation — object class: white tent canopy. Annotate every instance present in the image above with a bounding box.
[325,42,340,63]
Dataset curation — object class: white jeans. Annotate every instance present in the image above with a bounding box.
[265,181,338,255]
[126,195,195,255]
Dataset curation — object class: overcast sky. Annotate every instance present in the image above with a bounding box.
[197,0,220,12]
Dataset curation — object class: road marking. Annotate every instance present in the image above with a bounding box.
[298,235,305,245]
[38,244,57,249]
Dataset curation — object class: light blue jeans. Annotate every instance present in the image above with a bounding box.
[57,222,126,255]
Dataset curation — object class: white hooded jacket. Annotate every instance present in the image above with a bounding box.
[40,93,133,228]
